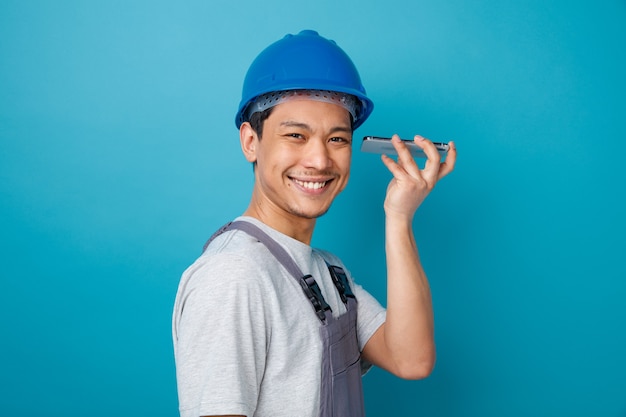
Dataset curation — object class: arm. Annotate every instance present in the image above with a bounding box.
[174,254,267,417]
[362,134,456,380]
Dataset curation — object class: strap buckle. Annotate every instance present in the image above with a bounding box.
[328,265,355,304]
[299,274,331,322]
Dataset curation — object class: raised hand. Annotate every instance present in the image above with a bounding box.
[381,134,456,220]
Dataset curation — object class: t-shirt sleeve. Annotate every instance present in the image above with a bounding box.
[351,280,386,352]
[173,253,269,417]
[350,279,386,375]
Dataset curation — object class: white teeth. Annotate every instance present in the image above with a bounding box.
[294,179,327,190]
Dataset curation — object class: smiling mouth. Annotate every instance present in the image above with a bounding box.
[292,179,329,190]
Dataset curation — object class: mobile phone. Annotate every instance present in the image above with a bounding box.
[360,136,449,158]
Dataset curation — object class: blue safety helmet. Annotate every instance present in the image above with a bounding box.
[235,30,374,130]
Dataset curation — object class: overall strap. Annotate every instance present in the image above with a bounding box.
[203,221,333,323]
[327,263,356,305]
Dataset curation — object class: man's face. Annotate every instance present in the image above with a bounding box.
[248,99,353,222]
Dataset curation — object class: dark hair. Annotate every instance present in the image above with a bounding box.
[247,107,275,139]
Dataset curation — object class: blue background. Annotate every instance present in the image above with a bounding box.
[1,1,625,416]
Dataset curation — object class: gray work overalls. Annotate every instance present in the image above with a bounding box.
[204,220,365,417]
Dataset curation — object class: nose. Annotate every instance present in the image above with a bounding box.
[302,138,332,170]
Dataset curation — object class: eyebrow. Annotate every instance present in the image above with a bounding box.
[279,121,352,134]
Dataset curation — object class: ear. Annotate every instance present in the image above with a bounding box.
[239,122,258,163]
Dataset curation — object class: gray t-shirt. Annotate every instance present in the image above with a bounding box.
[172,217,386,417]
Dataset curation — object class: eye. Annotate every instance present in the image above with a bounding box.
[287,133,304,139]
[330,136,351,144]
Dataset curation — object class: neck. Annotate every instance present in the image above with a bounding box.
[243,204,316,245]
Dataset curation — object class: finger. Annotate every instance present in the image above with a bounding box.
[389,134,421,175]
[381,153,409,180]
[437,140,457,180]
[414,135,442,182]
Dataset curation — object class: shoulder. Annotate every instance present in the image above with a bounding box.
[186,228,273,281]
[180,252,265,300]
[173,245,276,340]
[177,227,295,303]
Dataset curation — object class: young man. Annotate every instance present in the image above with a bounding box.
[172,30,456,417]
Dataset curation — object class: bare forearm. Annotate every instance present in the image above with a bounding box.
[383,214,436,377]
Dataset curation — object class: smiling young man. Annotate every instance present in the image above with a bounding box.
[172,30,456,417]
[240,97,353,242]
